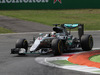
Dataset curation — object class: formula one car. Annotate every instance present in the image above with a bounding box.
[11,24,93,56]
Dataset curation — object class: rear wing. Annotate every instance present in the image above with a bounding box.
[53,24,84,39]
[63,24,84,40]
[64,24,79,29]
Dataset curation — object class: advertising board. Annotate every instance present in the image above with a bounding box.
[0,0,100,10]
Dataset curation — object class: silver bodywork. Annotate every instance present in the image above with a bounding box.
[30,35,55,52]
[29,31,68,52]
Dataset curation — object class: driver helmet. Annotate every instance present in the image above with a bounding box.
[51,31,56,37]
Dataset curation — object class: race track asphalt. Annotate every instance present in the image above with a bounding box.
[0,16,52,32]
[0,16,99,75]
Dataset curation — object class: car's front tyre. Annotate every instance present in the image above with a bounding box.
[51,39,63,56]
[16,38,28,55]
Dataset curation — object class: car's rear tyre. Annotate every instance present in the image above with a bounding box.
[51,39,63,56]
[81,35,93,51]
[16,39,28,55]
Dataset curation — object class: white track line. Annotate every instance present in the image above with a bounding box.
[0,30,100,35]
[35,56,100,74]
[0,32,50,35]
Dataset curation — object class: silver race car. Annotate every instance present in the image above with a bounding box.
[11,24,93,56]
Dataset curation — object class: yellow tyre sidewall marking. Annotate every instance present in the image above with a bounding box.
[58,40,61,54]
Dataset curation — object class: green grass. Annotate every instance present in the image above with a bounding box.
[90,55,100,62]
[0,27,13,33]
[0,9,100,30]
[49,60,76,66]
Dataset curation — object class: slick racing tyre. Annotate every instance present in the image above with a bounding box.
[51,39,63,56]
[81,35,93,51]
[16,39,28,54]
